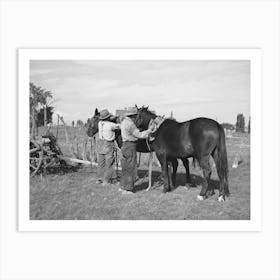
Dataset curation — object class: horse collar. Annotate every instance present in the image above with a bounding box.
[148,116,165,142]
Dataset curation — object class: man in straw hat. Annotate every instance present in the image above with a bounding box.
[97,109,120,185]
[119,107,154,194]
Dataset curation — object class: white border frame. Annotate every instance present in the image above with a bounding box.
[18,48,262,232]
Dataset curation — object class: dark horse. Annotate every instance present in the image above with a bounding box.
[86,108,193,189]
[135,106,229,201]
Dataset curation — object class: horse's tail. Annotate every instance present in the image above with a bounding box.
[214,124,229,196]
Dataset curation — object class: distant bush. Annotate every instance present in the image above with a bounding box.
[76,120,84,127]
[236,114,245,133]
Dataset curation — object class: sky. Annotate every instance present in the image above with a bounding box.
[30,60,250,124]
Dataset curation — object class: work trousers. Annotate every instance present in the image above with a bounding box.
[97,140,116,183]
[120,141,137,191]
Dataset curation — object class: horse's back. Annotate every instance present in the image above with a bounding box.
[154,119,194,157]
[154,117,222,158]
[189,117,220,129]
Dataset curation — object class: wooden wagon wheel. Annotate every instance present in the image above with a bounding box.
[30,148,43,177]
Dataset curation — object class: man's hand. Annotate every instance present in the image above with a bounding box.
[148,125,156,134]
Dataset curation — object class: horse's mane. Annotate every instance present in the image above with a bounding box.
[139,107,181,125]
[165,118,177,123]
[138,106,157,118]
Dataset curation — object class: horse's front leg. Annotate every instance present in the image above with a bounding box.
[156,153,170,193]
[167,161,174,190]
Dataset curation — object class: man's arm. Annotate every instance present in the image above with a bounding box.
[130,122,152,139]
[110,123,120,130]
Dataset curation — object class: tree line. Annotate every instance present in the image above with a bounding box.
[30,82,251,136]
[222,113,250,133]
[30,82,89,135]
[30,82,54,138]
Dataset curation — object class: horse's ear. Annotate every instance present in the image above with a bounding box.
[94,108,98,115]
[135,104,139,110]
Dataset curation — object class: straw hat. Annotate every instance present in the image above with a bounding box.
[125,107,138,117]
[99,109,112,120]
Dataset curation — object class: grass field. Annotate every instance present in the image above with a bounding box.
[30,126,250,220]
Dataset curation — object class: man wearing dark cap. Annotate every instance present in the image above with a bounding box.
[119,107,154,194]
[97,109,120,185]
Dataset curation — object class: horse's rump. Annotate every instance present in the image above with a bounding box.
[188,118,221,158]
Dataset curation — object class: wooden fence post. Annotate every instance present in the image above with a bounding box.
[60,116,77,158]
[82,138,87,161]
[44,105,47,127]
[32,107,36,139]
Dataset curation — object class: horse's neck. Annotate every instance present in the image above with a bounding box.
[148,112,156,120]
[144,112,156,129]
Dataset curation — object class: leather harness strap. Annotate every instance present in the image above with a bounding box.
[146,116,165,150]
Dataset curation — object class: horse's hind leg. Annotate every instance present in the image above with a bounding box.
[212,148,228,201]
[170,158,178,187]
[181,157,191,185]
[197,156,212,201]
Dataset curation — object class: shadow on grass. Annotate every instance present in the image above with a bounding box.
[40,162,81,176]
[175,174,220,191]
[134,169,220,193]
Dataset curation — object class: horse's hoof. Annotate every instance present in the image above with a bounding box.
[197,195,204,201]
[218,196,225,202]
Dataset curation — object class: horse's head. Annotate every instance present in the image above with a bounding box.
[135,105,156,130]
[86,108,122,147]
[86,108,100,137]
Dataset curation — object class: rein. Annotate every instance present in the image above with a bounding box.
[146,137,152,152]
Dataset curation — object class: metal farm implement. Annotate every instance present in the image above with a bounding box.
[30,132,99,177]
[29,134,66,177]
